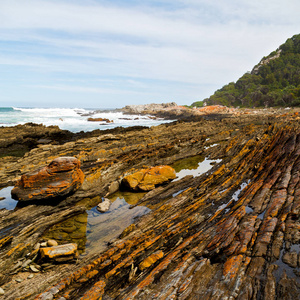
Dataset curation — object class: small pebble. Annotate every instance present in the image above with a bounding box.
[15,278,23,283]
[40,242,48,247]
[27,274,34,279]
[0,287,4,295]
[30,265,40,273]
[47,239,58,247]
[97,198,111,213]
[34,242,41,250]
[22,259,32,268]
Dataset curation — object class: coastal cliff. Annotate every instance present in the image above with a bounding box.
[0,108,300,299]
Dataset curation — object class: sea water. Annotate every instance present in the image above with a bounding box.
[0,107,172,133]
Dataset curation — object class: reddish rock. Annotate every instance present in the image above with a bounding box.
[253,217,278,256]
[87,117,113,123]
[196,105,234,114]
[11,157,84,201]
[122,165,176,191]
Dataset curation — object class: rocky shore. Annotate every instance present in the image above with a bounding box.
[0,107,300,299]
[121,102,291,120]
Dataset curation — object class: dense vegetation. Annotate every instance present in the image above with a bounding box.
[192,34,300,108]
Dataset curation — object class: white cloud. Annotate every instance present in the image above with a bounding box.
[0,0,299,107]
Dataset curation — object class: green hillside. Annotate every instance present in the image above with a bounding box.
[192,34,300,108]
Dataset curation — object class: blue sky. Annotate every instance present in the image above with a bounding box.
[0,0,299,108]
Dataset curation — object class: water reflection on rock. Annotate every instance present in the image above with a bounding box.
[0,186,17,210]
[172,155,205,172]
[109,190,147,205]
[86,197,150,255]
[171,155,222,180]
[43,212,88,254]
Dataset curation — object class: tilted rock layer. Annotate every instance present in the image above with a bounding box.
[11,156,84,201]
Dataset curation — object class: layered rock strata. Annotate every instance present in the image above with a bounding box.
[0,109,300,299]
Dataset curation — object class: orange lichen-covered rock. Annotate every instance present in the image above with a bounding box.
[11,157,84,201]
[139,250,164,270]
[223,255,244,281]
[122,165,176,191]
[40,243,78,262]
[196,105,234,114]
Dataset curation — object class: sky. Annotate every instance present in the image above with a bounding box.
[0,0,299,109]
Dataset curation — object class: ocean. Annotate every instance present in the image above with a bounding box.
[0,107,172,133]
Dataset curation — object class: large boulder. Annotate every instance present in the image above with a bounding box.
[11,157,84,201]
[122,165,176,191]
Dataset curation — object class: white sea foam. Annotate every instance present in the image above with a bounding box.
[0,107,172,132]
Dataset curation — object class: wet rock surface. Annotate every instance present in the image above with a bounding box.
[0,108,300,299]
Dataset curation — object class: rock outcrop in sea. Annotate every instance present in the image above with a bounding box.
[0,107,300,299]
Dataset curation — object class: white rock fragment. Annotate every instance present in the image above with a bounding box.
[34,243,41,250]
[97,198,111,213]
[30,265,40,273]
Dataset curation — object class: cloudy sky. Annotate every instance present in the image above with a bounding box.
[0,0,299,108]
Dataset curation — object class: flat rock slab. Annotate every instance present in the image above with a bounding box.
[40,243,78,261]
[11,157,84,201]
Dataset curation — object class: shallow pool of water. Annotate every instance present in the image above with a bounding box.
[290,244,300,254]
[274,244,300,283]
[0,186,17,210]
[172,155,222,181]
[43,191,149,255]
[85,197,149,255]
